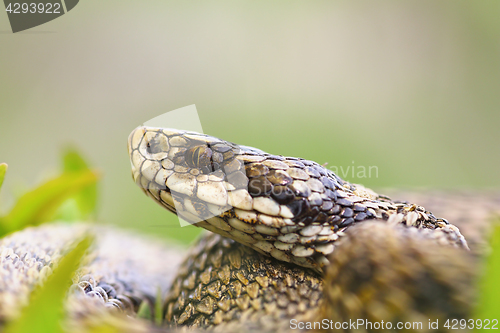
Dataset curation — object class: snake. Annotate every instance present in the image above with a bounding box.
[0,125,498,332]
[127,126,476,331]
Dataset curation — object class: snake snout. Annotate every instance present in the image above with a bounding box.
[127,126,250,224]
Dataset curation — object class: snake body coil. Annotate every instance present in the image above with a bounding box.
[0,126,488,332]
[127,126,475,331]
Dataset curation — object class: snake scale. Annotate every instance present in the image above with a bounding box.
[0,125,499,332]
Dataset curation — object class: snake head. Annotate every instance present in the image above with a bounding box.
[128,126,348,271]
[128,126,250,222]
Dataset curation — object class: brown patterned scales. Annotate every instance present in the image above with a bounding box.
[128,126,468,272]
[0,127,493,332]
[127,126,477,331]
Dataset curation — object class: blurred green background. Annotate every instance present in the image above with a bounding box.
[1,1,499,243]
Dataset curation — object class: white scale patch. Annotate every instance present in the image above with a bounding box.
[228,229,257,245]
[315,244,334,255]
[183,198,200,217]
[258,214,287,228]
[197,181,228,206]
[167,173,196,196]
[161,159,175,170]
[141,160,161,182]
[206,217,232,232]
[254,225,279,236]
[147,183,161,200]
[168,136,187,147]
[300,225,323,237]
[234,209,258,223]
[131,150,142,172]
[227,218,255,234]
[273,241,295,251]
[253,241,274,253]
[160,191,175,207]
[277,233,299,244]
[287,168,310,181]
[279,205,294,219]
[206,203,229,216]
[292,245,314,257]
[270,249,291,262]
[262,160,289,170]
[155,169,173,187]
[227,190,253,211]
[252,197,280,216]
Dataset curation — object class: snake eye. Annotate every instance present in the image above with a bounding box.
[186,145,219,174]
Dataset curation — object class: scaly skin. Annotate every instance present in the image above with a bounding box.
[0,223,184,332]
[127,126,468,274]
[126,126,485,331]
[0,127,498,332]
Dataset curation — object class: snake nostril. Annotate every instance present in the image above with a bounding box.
[146,140,160,154]
[144,133,169,156]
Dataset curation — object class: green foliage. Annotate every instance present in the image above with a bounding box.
[0,170,99,237]
[136,301,153,321]
[3,235,94,333]
[0,150,116,332]
[474,221,500,320]
[82,324,122,333]
[0,163,7,191]
[0,150,99,238]
[155,287,164,326]
[60,148,98,220]
[136,287,164,326]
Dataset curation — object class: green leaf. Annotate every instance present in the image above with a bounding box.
[63,148,89,173]
[52,199,82,222]
[0,170,99,237]
[136,301,153,321]
[0,163,7,191]
[137,287,163,325]
[3,235,94,333]
[86,324,122,333]
[58,148,98,220]
[155,287,163,326]
[474,220,500,320]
